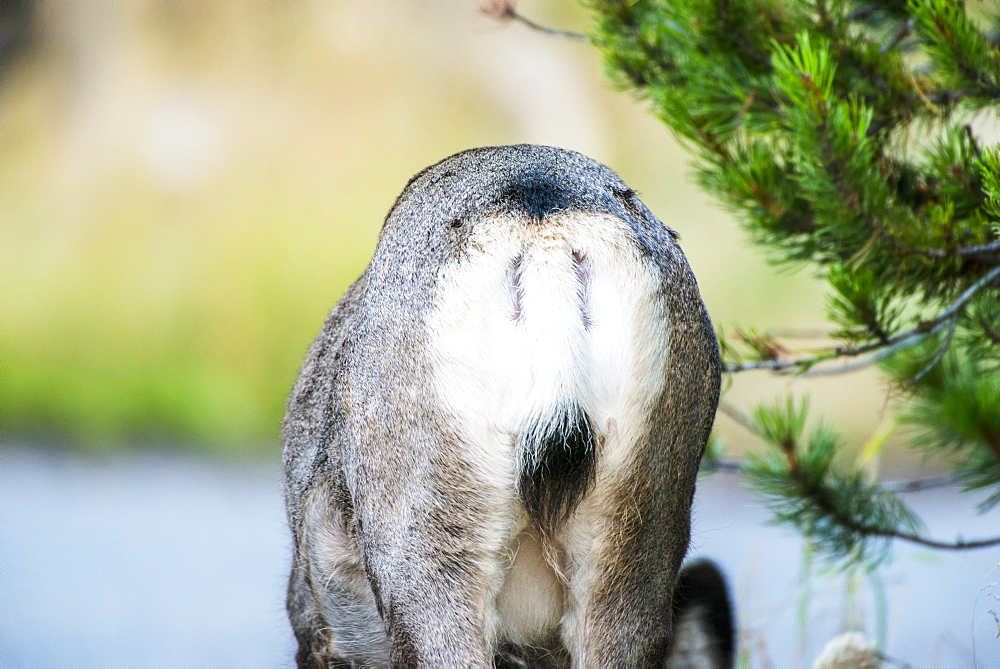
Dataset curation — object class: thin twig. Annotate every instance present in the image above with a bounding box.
[481,1,590,42]
[765,327,832,339]
[880,19,914,54]
[724,265,1000,374]
[885,473,959,493]
[910,316,956,384]
[923,238,1000,261]
[699,458,743,474]
[871,526,1000,551]
[510,12,590,42]
[959,239,1000,262]
[797,332,926,377]
[929,265,1000,321]
[717,400,761,436]
[703,457,963,493]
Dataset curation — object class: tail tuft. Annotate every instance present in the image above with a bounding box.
[669,559,735,668]
[517,403,597,536]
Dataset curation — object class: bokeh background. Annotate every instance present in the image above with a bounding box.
[3,1,997,666]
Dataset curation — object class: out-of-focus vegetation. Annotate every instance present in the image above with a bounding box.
[4,1,884,453]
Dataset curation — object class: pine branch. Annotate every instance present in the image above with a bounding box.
[878,528,1000,551]
[910,0,1000,102]
[723,264,1000,374]
[574,0,1000,568]
[794,471,1000,551]
[725,397,1000,557]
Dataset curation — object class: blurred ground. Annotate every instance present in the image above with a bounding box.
[1,445,294,666]
[2,445,997,667]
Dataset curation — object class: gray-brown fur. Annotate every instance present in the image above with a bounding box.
[283,144,730,667]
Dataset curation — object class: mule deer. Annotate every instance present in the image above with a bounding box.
[283,144,732,667]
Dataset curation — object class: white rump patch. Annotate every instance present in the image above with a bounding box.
[426,211,670,643]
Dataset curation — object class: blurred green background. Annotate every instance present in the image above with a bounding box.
[3,0,891,457]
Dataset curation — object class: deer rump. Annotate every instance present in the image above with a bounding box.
[282,145,731,668]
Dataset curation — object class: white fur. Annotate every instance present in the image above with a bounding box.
[426,212,671,648]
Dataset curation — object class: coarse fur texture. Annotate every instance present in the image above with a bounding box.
[283,144,729,667]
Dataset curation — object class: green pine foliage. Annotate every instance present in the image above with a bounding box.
[583,0,1000,566]
[746,397,921,565]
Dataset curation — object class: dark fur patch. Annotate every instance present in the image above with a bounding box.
[508,254,525,324]
[571,250,593,330]
[500,177,571,221]
[494,639,568,668]
[672,560,735,665]
[517,403,597,535]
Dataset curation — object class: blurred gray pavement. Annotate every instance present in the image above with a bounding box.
[2,445,997,667]
[1,446,295,667]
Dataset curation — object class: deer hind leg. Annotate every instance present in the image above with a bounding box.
[288,484,390,668]
[551,484,734,668]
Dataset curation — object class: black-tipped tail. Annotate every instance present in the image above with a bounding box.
[669,560,735,668]
[517,403,597,535]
